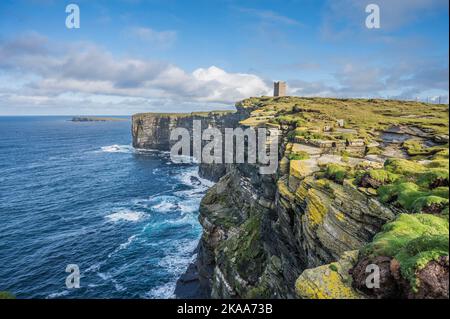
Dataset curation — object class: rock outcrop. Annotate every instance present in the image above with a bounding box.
[132,110,245,181]
[132,111,241,150]
[295,250,364,299]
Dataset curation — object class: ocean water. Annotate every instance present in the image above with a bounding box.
[0,116,212,298]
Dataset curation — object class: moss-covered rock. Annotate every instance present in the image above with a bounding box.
[402,139,448,158]
[288,151,310,160]
[378,182,449,214]
[360,214,449,290]
[290,159,318,179]
[325,163,350,184]
[433,148,449,160]
[358,169,400,189]
[305,189,328,229]
[384,158,426,176]
[417,169,449,189]
[426,159,449,169]
[295,251,364,299]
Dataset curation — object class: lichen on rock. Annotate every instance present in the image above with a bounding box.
[295,250,364,299]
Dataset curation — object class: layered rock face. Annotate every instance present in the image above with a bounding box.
[195,134,397,299]
[132,97,449,299]
[132,110,245,181]
[132,111,242,149]
[196,163,281,298]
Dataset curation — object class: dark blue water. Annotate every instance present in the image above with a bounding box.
[0,116,211,298]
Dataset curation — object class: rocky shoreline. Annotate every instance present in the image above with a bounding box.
[174,250,209,299]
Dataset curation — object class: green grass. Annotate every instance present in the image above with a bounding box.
[433,148,449,160]
[402,140,449,158]
[237,96,449,136]
[325,164,351,184]
[366,147,383,155]
[417,169,449,189]
[411,196,449,213]
[133,110,235,119]
[431,187,450,199]
[361,214,449,291]
[384,158,426,176]
[288,151,310,161]
[295,130,325,140]
[368,169,400,184]
[378,182,449,213]
[426,159,449,169]
[369,158,449,214]
[402,140,429,156]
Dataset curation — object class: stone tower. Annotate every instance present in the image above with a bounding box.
[274,81,287,97]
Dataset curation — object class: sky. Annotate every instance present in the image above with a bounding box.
[0,0,448,115]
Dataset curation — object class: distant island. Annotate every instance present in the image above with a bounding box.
[71,117,128,122]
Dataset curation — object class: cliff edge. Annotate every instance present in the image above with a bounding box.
[132,97,449,299]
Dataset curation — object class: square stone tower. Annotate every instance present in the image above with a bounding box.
[274,81,287,97]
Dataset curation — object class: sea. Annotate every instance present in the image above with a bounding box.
[0,116,212,298]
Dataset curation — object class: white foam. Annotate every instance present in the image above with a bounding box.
[97,144,175,157]
[97,272,112,281]
[100,144,134,153]
[108,234,139,258]
[87,284,100,288]
[119,234,138,250]
[163,213,198,227]
[151,198,179,213]
[157,239,198,275]
[178,167,214,189]
[144,282,175,299]
[177,198,201,214]
[47,290,70,299]
[134,148,170,155]
[106,210,145,222]
[85,261,103,273]
[114,282,127,292]
[170,154,195,163]
[149,193,201,215]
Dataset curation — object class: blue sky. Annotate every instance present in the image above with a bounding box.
[0,0,448,115]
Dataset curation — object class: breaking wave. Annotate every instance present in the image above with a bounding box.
[100,144,134,153]
[106,210,146,222]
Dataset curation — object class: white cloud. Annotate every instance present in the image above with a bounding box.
[192,66,270,102]
[127,27,177,48]
[235,7,302,26]
[0,33,271,114]
[288,59,449,101]
[0,31,447,115]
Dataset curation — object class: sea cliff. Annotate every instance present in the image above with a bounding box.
[132,110,246,181]
[132,97,449,299]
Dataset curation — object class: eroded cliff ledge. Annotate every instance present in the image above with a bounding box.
[132,97,449,299]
